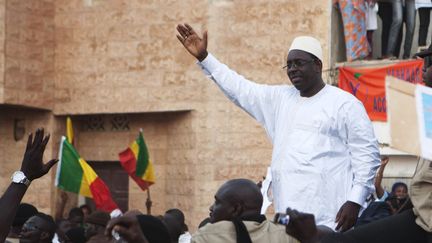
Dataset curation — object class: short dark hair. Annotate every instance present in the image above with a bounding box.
[34,212,56,240]
[136,215,171,243]
[79,204,92,212]
[165,208,185,223]
[13,203,38,227]
[391,182,408,193]
[165,208,188,232]
[68,207,84,219]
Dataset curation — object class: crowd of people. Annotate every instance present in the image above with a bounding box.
[0,129,430,242]
[335,0,432,61]
[1,21,432,243]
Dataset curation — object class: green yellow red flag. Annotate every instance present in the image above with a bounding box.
[55,136,118,212]
[119,131,155,191]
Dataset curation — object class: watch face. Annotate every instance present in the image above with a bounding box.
[12,171,25,182]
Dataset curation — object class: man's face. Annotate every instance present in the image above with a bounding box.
[19,216,50,243]
[209,186,235,223]
[286,50,321,93]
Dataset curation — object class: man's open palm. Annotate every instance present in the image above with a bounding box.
[176,23,208,61]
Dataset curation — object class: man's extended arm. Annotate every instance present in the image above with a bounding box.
[176,23,282,140]
[0,129,57,242]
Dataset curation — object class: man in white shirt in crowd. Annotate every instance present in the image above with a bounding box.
[175,23,380,231]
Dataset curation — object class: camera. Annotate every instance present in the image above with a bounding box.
[275,213,290,225]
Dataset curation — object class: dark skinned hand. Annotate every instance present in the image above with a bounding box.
[335,201,361,232]
[285,208,319,243]
[105,215,149,243]
[20,128,58,181]
[176,23,208,61]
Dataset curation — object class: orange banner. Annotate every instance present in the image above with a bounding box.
[338,60,424,121]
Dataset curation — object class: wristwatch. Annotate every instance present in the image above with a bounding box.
[11,171,31,187]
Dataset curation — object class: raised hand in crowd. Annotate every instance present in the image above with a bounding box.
[285,208,319,243]
[375,156,390,199]
[285,208,346,243]
[176,23,208,61]
[105,214,149,243]
[20,128,58,180]
[0,128,58,242]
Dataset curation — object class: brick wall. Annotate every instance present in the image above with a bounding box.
[0,0,5,102]
[2,0,55,109]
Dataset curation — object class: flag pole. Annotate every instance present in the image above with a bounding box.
[146,188,152,215]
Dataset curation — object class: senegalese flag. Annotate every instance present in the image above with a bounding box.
[119,131,155,191]
[55,136,119,212]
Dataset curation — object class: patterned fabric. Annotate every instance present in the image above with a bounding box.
[338,0,370,61]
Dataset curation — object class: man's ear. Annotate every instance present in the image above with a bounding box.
[232,203,244,217]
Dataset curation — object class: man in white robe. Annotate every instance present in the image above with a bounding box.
[175,23,380,231]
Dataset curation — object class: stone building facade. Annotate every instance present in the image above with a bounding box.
[0,0,416,230]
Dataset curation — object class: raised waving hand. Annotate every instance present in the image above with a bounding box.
[176,23,208,61]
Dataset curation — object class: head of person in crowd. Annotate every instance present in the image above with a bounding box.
[106,214,171,243]
[55,219,73,243]
[416,45,432,88]
[19,213,56,243]
[286,36,325,97]
[67,207,84,227]
[162,213,183,243]
[9,203,38,238]
[83,211,110,240]
[384,182,412,214]
[65,227,86,243]
[209,178,263,223]
[423,64,432,88]
[391,182,408,199]
[165,208,188,232]
[79,204,92,218]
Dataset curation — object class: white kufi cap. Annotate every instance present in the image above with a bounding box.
[288,36,323,62]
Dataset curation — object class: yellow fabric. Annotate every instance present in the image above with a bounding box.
[66,117,74,144]
[141,159,155,182]
[191,220,298,243]
[130,141,139,159]
[78,158,98,197]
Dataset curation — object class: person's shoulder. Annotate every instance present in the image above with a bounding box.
[194,221,235,235]
[192,221,236,242]
[262,220,286,232]
[248,220,294,241]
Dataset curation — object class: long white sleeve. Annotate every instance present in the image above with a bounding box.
[197,53,287,141]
